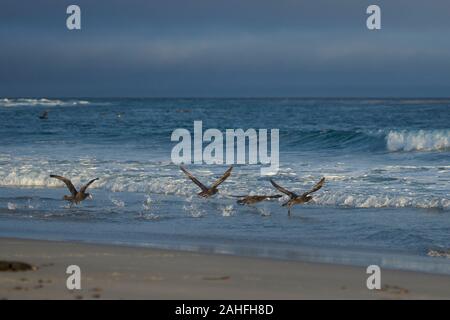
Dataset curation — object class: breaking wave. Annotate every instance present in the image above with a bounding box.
[427,249,450,259]
[314,193,449,210]
[284,129,450,153]
[0,168,448,210]
[387,130,450,152]
[0,98,91,107]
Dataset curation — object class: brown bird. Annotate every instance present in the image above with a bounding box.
[180,166,233,198]
[270,177,325,216]
[50,175,99,205]
[232,194,282,205]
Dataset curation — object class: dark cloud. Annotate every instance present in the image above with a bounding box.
[1,0,450,97]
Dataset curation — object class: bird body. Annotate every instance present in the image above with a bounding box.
[39,111,48,120]
[50,175,98,204]
[234,195,282,205]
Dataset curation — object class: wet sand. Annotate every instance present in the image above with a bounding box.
[1,237,449,299]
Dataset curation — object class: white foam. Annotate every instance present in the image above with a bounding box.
[387,130,450,152]
[110,198,125,208]
[7,202,17,210]
[183,197,206,218]
[0,98,91,107]
[136,213,160,221]
[257,208,271,216]
[221,204,235,217]
[427,249,450,259]
[0,157,448,210]
[315,192,450,210]
[142,195,153,211]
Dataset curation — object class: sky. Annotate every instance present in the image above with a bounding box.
[1,0,450,97]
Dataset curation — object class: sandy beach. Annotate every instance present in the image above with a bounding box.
[0,237,449,300]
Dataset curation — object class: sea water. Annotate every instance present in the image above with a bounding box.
[0,98,449,274]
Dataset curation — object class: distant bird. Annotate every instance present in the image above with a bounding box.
[180,166,233,198]
[39,111,48,120]
[232,194,282,205]
[270,177,325,216]
[50,175,99,205]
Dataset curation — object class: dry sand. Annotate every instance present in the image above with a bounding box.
[1,237,449,299]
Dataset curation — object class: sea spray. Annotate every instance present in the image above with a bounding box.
[387,130,450,152]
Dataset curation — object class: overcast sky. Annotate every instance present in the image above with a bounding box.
[1,0,450,97]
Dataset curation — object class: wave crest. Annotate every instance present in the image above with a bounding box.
[387,130,450,152]
[0,98,90,107]
[314,192,449,210]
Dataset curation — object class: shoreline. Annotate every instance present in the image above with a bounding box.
[2,229,450,276]
[1,237,450,299]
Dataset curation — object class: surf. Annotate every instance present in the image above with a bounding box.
[386,129,450,152]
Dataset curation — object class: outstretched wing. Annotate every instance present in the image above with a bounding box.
[80,178,99,193]
[302,177,325,196]
[270,179,297,198]
[211,166,233,189]
[180,166,208,192]
[50,175,77,196]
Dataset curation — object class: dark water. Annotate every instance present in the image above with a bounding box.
[0,98,449,273]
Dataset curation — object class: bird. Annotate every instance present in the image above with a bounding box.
[231,194,282,205]
[50,175,99,205]
[39,111,48,120]
[180,166,233,198]
[270,177,325,216]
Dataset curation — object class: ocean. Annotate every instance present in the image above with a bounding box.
[0,98,449,274]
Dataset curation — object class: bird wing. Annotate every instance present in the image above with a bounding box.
[50,175,77,196]
[80,178,99,193]
[211,166,233,189]
[180,166,208,192]
[270,179,298,198]
[302,177,325,196]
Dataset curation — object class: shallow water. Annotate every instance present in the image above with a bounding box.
[0,98,449,273]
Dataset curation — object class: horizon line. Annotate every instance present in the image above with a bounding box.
[3,96,450,100]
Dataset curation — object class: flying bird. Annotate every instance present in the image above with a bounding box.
[39,111,48,120]
[270,177,325,216]
[50,175,99,205]
[180,166,233,198]
[232,194,282,205]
